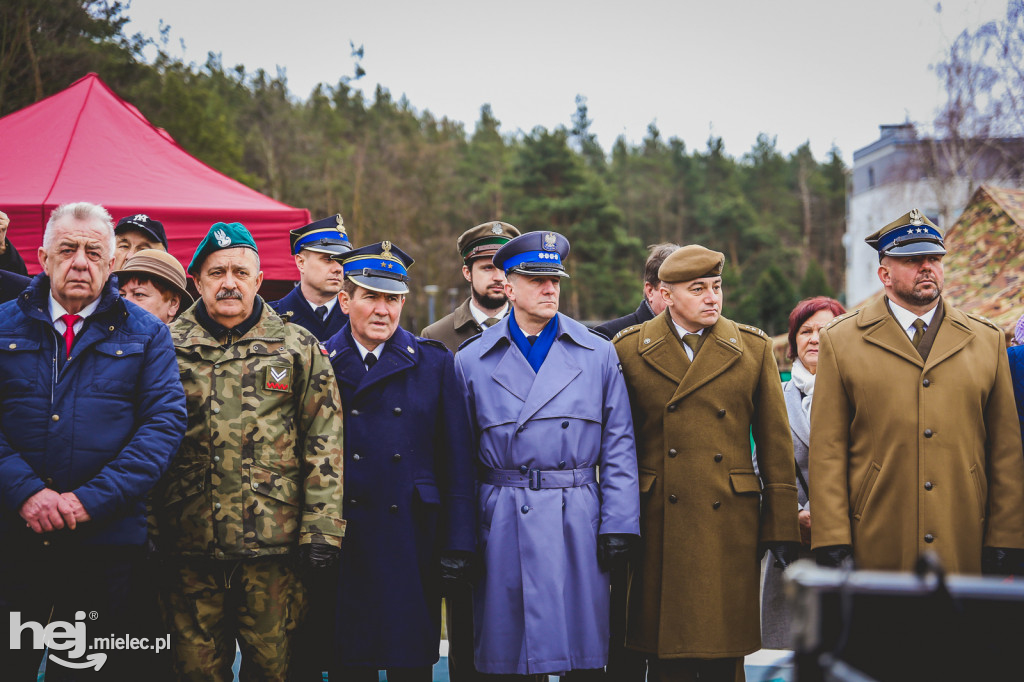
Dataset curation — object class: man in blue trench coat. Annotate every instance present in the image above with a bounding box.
[324,240,477,681]
[454,231,641,680]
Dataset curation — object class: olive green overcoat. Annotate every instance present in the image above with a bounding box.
[420,298,485,354]
[810,297,1024,573]
[614,312,799,659]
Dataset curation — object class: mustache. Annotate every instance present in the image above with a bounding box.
[216,289,243,300]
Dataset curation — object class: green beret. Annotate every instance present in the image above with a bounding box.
[658,244,725,283]
[457,221,522,261]
[187,222,258,275]
[865,208,945,259]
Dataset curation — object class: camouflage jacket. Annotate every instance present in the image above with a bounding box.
[153,299,345,559]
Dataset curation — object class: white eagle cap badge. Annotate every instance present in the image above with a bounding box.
[214,229,231,247]
[909,209,924,226]
[542,232,558,251]
[491,222,502,234]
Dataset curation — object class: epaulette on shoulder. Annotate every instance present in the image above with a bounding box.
[738,323,767,338]
[824,310,857,330]
[457,332,483,352]
[612,324,642,343]
[418,337,450,352]
[965,311,1001,332]
[589,327,611,341]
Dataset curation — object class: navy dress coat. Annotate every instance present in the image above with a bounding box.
[324,323,476,668]
[1010,345,1024,445]
[269,285,347,341]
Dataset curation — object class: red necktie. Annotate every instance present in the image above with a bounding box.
[61,314,82,358]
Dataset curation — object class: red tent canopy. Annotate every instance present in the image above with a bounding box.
[0,73,307,280]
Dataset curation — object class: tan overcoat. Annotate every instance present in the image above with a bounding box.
[614,312,799,659]
[420,297,484,354]
[810,297,1024,573]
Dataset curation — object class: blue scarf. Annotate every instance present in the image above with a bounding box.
[508,311,558,373]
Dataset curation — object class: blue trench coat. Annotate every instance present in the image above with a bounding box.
[325,324,476,668]
[454,313,640,675]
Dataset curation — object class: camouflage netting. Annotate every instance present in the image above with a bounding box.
[943,185,1024,340]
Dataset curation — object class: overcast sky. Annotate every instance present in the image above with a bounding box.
[122,0,1009,163]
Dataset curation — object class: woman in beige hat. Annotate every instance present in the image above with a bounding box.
[116,249,193,324]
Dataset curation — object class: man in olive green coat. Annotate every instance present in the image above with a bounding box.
[153,222,346,681]
[614,245,799,682]
[810,209,1024,575]
[421,221,520,354]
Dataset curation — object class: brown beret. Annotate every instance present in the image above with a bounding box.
[658,244,725,283]
[116,249,193,305]
[457,221,521,261]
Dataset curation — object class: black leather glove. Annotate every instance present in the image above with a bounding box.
[982,546,1021,576]
[298,543,341,571]
[440,550,475,583]
[597,533,634,572]
[814,544,853,568]
[764,542,801,569]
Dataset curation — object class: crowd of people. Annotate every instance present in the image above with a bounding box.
[0,203,1023,682]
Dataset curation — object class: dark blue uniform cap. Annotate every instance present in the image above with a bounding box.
[115,214,168,250]
[865,209,946,259]
[337,240,414,294]
[492,231,571,278]
[289,214,352,255]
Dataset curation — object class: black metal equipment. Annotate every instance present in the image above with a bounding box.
[785,557,1024,682]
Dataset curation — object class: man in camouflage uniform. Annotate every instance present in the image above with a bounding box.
[153,222,346,681]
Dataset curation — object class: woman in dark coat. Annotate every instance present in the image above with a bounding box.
[760,296,845,648]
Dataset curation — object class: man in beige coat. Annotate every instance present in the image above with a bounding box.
[614,245,800,682]
[421,221,520,354]
[810,209,1024,574]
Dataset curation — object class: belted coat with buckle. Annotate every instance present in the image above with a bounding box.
[454,312,640,675]
[325,323,476,668]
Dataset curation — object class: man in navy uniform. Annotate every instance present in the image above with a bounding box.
[324,241,476,681]
[269,214,352,340]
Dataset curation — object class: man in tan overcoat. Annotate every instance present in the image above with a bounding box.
[810,209,1024,574]
[614,245,800,682]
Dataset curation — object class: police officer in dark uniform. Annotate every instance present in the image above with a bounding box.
[325,242,476,682]
[269,214,352,341]
[421,221,520,354]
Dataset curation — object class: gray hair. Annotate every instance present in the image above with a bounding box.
[44,202,116,256]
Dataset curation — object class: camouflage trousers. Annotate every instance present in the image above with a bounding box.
[162,556,307,682]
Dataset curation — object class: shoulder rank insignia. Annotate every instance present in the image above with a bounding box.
[265,365,292,392]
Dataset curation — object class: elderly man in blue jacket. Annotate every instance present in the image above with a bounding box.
[0,202,186,680]
[455,231,640,680]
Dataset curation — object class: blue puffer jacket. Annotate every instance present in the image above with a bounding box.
[0,274,186,548]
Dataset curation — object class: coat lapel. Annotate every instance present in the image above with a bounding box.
[328,328,365,393]
[784,381,810,449]
[671,317,742,404]
[924,303,974,371]
[357,327,417,396]
[638,312,688,386]
[517,339,581,427]
[860,297,923,368]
